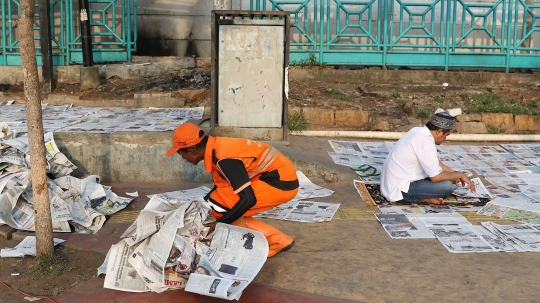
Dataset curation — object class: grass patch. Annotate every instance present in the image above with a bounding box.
[415,107,432,119]
[463,93,540,115]
[434,95,443,103]
[287,111,309,132]
[325,88,351,101]
[29,253,72,277]
[486,124,505,134]
[390,91,401,98]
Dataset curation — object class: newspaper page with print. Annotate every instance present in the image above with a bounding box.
[0,236,65,257]
[429,225,496,253]
[485,222,540,252]
[374,214,435,239]
[103,240,151,292]
[185,223,268,300]
[452,177,493,199]
[469,225,517,252]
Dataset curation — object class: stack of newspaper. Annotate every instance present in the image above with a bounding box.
[0,126,134,233]
[103,187,268,300]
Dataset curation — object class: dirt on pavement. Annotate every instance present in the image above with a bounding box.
[0,235,104,303]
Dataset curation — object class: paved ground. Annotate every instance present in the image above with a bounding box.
[2,135,539,303]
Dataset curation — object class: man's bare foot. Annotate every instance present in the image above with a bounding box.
[419,198,445,205]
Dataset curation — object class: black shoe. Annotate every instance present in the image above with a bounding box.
[275,240,294,256]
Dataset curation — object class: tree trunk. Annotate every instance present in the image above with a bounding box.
[19,0,54,255]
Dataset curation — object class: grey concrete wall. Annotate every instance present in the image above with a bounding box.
[54,132,212,183]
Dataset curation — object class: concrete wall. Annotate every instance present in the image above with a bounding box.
[54,132,212,183]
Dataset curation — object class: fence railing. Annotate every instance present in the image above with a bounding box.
[250,0,540,71]
[0,0,137,66]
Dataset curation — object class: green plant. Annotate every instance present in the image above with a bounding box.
[486,124,504,134]
[287,111,309,132]
[321,62,327,69]
[308,52,317,67]
[29,253,70,277]
[530,99,539,108]
[291,60,298,67]
[325,88,351,101]
[53,287,64,296]
[434,95,443,103]
[299,59,307,68]
[462,93,540,116]
[390,91,400,99]
[415,107,432,119]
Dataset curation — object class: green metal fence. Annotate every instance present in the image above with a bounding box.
[250,0,540,71]
[0,0,137,66]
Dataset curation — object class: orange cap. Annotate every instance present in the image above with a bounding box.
[165,123,204,157]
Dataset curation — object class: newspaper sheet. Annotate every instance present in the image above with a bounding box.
[377,205,454,214]
[295,170,335,199]
[284,201,339,222]
[328,140,362,154]
[519,185,540,202]
[477,197,540,224]
[0,236,65,257]
[484,173,527,185]
[328,152,364,166]
[469,225,517,252]
[517,173,540,185]
[407,213,472,227]
[104,240,151,292]
[485,222,540,252]
[481,222,525,251]
[128,201,211,292]
[184,223,268,300]
[374,214,435,239]
[254,200,340,222]
[429,225,496,253]
[121,196,181,246]
[452,177,493,199]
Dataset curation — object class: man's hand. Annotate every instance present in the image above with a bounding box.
[203,221,218,236]
[457,173,476,193]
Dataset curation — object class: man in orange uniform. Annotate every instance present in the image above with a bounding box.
[166,123,299,257]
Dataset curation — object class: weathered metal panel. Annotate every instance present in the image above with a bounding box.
[218,23,284,127]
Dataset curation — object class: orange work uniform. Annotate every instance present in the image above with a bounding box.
[203,136,299,257]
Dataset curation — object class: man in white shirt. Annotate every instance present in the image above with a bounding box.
[381,112,475,204]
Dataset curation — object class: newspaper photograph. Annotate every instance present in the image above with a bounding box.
[429,225,496,253]
[283,201,340,222]
[374,214,435,239]
[328,152,364,166]
[328,140,362,154]
[182,223,268,300]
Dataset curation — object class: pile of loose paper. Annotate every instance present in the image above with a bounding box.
[0,126,134,233]
[102,187,266,300]
[102,172,340,299]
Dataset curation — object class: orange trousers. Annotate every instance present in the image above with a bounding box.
[211,173,298,257]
